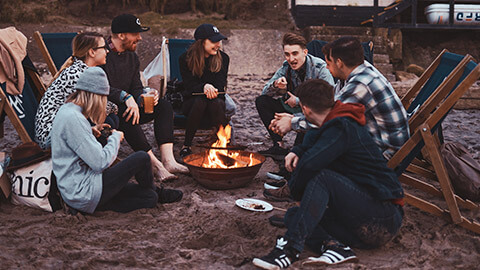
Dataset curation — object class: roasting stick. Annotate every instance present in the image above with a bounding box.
[272,206,287,212]
[192,92,226,96]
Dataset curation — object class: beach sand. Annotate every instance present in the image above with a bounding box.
[1,72,479,269]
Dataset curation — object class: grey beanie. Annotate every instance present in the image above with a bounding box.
[75,67,110,95]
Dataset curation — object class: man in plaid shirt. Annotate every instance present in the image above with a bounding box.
[271,37,409,155]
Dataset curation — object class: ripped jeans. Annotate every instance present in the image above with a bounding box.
[284,169,403,254]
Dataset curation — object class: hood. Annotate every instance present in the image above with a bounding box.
[321,100,366,126]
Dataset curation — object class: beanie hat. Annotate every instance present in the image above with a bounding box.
[194,24,227,42]
[75,67,110,95]
[111,14,150,34]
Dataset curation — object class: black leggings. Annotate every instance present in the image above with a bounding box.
[96,151,158,213]
[182,96,228,146]
[118,99,174,152]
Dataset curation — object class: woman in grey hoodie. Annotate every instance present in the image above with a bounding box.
[50,67,183,213]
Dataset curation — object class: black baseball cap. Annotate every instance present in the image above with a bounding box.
[194,24,227,42]
[111,14,150,34]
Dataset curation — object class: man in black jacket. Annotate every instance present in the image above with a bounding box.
[102,14,188,181]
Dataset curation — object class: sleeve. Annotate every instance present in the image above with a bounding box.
[128,54,144,101]
[108,86,128,105]
[316,66,335,86]
[217,52,229,92]
[179,52,206,95]
[288,123,349,200]
[261,64,288,96]
[65,116,121,173]
[336,82,371,106]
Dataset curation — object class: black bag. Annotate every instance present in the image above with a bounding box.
[164,79,184,113]
[441,142,480,202]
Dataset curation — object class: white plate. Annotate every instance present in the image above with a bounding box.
[235,198,273,212]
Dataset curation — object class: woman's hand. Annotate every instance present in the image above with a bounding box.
[285,152,299,172]
[92,123,111,138]
[113,130,124,141]
[203,83,218,99]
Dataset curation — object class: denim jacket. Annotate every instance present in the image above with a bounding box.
[289,117,403,202]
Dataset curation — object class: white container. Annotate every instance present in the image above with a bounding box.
[425,4,480,25]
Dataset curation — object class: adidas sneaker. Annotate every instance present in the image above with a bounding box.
[303,243,358,265]
[252,236,299,269]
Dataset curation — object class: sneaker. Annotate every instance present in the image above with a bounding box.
[303,243,358,266]
[156,186,183,204]
[264,179,287,190]
[258,145,289,161]
[263,183,294,202]
[266,172,285,181]
[268,214,286,228]
[252,236,299,269]
[180,147,192,159]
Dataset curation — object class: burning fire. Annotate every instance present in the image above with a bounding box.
[202,125,255,169]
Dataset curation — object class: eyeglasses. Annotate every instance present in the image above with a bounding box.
[93,45,109,52]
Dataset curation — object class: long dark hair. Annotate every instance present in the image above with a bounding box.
[186,39,223,77]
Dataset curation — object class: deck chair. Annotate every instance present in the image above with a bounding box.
[0,55,46,143]
[307,40,374,65]
[388,50,480,234]
[33,31,77,76]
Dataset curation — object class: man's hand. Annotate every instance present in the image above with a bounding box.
[284,92,298,108]
[269,113,293,136]
[123,97,140,125]
[92,123,111,138]
[149,88,159,106]
[274,76,287,90]
[204,83,218,99]
[285,152,299,172]
[113,130,124,141]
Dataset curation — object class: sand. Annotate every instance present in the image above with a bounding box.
[1,26,480,268]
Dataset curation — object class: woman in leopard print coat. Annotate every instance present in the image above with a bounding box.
[35,32,118,149]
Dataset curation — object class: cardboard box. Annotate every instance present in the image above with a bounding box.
[0,152,11,199]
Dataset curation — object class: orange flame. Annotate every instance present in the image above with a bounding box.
[202,125,254,169]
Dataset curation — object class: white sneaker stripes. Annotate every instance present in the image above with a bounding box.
[303,245,358,265]
[274,254,291,268]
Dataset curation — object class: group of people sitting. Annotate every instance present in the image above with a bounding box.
[252,33,410,268]
[32,12,411,268]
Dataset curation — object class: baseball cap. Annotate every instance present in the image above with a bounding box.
[194,24,227,42]
[111,14,150,34]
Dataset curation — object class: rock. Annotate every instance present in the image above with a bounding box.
[406,64,425,77]
[396,71,419,82]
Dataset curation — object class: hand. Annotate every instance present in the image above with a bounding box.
[285,152,299,172]
[113,130,124,141]
[269,113,293,136]
[274,77,287,90]
[123,96,140,125]
[203,83,218,99]
[284,92,298,108]
[149,88,159,106]
[91,123,111,138]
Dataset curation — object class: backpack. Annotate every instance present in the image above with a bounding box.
[441,142,480,202]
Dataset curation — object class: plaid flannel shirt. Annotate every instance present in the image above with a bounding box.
[292,61,409,154]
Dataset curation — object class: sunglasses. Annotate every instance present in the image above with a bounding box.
[93,45,109,52]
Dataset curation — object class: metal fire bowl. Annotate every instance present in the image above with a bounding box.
[183,150,266,190]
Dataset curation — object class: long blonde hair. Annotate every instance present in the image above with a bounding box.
[186,39,222,77]
[66,90,107,125]
[50,32,104,84]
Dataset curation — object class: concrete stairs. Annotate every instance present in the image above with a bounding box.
[304,26,396,82]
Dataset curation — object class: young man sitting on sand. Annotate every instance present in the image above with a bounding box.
[253,79,404,269]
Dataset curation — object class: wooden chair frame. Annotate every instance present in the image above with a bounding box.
[33,31,58,76]
[388,54,480,234]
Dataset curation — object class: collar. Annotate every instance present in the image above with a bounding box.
[321,100,366,126]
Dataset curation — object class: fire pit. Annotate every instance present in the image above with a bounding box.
[183,125,266,190]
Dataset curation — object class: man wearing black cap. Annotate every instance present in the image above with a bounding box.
[102,14,188,181]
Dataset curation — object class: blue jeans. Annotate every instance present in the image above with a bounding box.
[284,169,403,253]
[96,151,158,213]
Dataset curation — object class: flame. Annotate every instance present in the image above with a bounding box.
[202,125,255,168]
